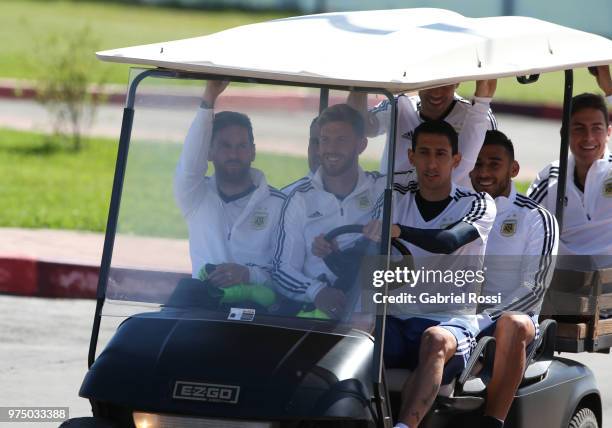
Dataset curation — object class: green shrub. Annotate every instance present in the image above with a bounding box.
[32,26,107,151]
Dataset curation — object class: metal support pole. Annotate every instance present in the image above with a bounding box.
[555,70,573,230]
[371,91,397,428]
[319,88,329,113]
[87,69,160,368]
[373,92,397,383]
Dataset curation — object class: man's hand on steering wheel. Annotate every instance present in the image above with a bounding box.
[208,263,249,288]
[314,286,347,319]
[312,233,339,258]
[362,219,401,242]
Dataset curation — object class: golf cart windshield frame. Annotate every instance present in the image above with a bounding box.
[87,67,400,387]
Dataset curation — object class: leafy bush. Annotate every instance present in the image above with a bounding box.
[32,26,107,151]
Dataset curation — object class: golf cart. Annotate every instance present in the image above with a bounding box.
[61,8,612,428]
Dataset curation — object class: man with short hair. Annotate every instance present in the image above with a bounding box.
[364,120,496,428]
[272,103,389,318]
[470,130,559,428]
[348,80,497,187]
[174,80,285,286]
[528,65,612,264]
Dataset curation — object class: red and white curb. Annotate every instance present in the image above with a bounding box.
[0,257,99,299]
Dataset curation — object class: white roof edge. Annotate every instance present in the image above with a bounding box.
[96,8,612,93]
[95,52,612,93]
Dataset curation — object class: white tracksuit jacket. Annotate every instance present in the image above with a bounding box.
[272,168,389,302]
[174,107,285,281]
[528,148,612,262]
[482,184,559,325]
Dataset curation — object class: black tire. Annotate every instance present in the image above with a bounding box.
[58,417,116,428]
[568,407,598,428]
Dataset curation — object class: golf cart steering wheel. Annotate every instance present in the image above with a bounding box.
[314,224,412,321]
[320,224,411,280]
[323,224,411,255]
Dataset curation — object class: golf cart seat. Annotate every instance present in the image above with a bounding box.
[385,319,558,414]
[542,266,612,353]
[520,319,557,386]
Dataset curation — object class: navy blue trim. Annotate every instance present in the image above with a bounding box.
[280,176,309,193]
[217,184,256,203]
[365,170,385,180]
[456,97,471,105]
[393,182,418,195]
[371,192,385,219]
[268,185,287,200]
[271,181,315,294]
[528,167,559,203]
[370,99,391,114]
[487,109,498,130]
[454,190,487,225]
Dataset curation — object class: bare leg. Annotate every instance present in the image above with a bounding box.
[484,313,535,420]
[397,326,457,428]
[400,371,416,406]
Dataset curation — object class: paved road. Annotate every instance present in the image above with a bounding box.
[0,294,610,427]
[0,296,119,427]
[0,98,563,180]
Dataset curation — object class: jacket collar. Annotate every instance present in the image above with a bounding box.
[494,182,517,214]
[311,166,369,199]
[567,146,612,184]
[211,167,269,200]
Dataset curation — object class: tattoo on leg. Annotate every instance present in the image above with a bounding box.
[410,410,420,422]
[421,384,440,406]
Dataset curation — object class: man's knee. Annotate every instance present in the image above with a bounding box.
[420,327,456,361]
[495,313,535,345]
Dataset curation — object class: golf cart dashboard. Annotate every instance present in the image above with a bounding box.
[103,267,375,338]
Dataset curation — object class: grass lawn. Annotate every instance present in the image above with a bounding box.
[0,0,289,84]
[106,143,379,238]
[118,142,322,238]
[0,129,116,231]
[1,1,607,105]
[0,128,375,236]
[457,69,603,105]
[1,128,533,236]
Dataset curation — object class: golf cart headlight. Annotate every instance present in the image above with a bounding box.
[133,411,277,428]
[133,412,160,428]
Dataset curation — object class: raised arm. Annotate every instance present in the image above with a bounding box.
[347,91,388,138]
[591,65,612,97]
[452,79,497,186]
[174,81,229,217]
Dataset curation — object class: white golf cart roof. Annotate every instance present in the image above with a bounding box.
[96,8,612,93]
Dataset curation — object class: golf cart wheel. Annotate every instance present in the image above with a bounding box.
[58,417,116,428]
[568,408,599,428]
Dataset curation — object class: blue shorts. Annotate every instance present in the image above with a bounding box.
[384,317,477,384]
[477,313,540,355]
